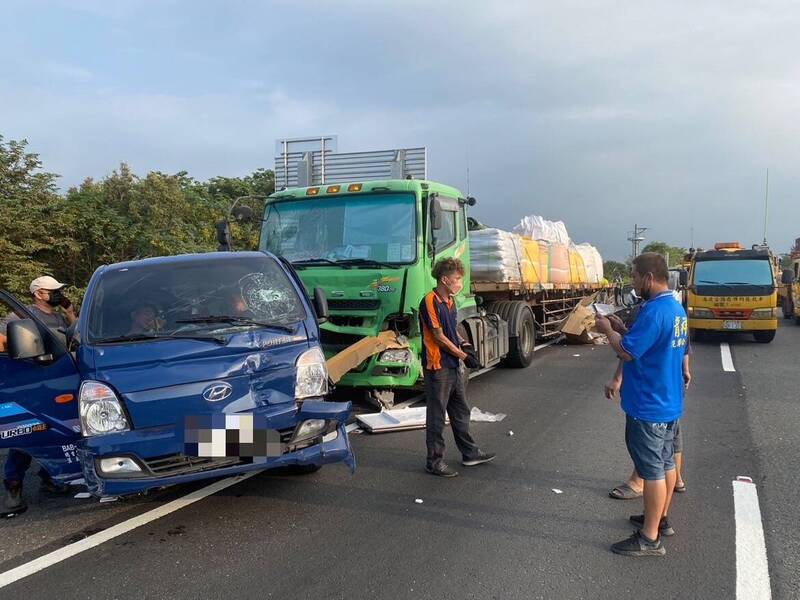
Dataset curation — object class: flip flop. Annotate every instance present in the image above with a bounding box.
[674,482,687,493]
[609,483,643,500]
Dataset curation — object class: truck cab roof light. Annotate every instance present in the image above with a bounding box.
[714,242,741,250]
[347,183,363,192]
[326,185,341,194]
[306,187,320,196]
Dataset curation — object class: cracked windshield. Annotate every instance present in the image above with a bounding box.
[260,193,417,265]
[86,255,305,342]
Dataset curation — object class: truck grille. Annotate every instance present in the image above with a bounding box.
[328,299,381,311]
[144,454,242,476]
[712,309,752,320]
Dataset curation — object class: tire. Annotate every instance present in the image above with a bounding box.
[506,303,536,368]
[753,330,776,344]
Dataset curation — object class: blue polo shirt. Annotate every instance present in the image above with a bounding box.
[620,291,688,422]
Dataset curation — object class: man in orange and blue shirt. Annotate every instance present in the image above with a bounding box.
[419,257,494,478]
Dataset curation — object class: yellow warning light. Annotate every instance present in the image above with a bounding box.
[306,187,320,196]
[347,183,363,192]
[326,185,341,194]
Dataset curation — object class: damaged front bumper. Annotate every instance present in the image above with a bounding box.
[78,400,355,497]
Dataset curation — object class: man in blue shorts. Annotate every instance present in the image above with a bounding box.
[596,253,688,556]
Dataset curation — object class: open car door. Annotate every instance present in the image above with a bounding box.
[0,291,82,481]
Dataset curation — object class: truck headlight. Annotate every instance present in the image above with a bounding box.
[751,308,778,319]
[79,381,130,437]
[379,349,412,364]
[295,347,329,400]
[689,307,714,319]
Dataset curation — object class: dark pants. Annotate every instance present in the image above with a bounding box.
[424,368,479,467]
[4,449,33,485]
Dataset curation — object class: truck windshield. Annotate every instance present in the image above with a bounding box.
[260,193,417,265]
[693,259,773,287]
[87,255,306,343]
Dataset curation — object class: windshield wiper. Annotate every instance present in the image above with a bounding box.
[723,282,770,286]
[96,333,225,344]
[291,258,351,269]
[697,280,730,286]
[333,258,397,269]
[175,315,298,333]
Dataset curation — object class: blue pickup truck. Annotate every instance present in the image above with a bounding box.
[0,251,354,497]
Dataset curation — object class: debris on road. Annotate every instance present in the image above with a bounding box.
[415,498,424,504]
[73,492,92,499]
[470,407,506,422]
[99,496,119,503]
[508,431,514,436]
[551,489,563,494]
[357,407,448,433]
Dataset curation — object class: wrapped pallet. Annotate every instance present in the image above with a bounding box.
[569,247,588,284]
[520,238,543,284]
[575,243,604,284]
[549,242,571,284]
[513,215,571,245]
[469,228,524,283]
[537,240,551,285]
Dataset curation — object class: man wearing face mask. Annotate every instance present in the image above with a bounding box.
[419,257,494,478]
[0,276,76,516]
[595,253,688,557]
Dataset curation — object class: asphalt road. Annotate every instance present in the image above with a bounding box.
[1,321,798,599]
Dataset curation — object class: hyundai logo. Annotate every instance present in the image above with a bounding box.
[202,382,233,402]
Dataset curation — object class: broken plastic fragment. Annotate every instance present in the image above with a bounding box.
[552,488,563,494]
[415,498,424,504]
[73,492,92,499]
[99,496,119,503]
[508,431,514,436]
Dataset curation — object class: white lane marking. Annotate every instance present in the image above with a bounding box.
[733,477,772,600]
[0,471,258,589]
[721,342,736,372]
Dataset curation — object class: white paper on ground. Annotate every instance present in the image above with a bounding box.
[470,407,507,422]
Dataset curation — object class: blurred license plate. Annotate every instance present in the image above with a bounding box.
[184,414,281,458]
[723,320,742,330]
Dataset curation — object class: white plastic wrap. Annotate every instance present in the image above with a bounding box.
[469,228,525,282]
[513,215,571,245]
[575,243,604,284]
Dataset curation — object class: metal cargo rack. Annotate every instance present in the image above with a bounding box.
[275,136,427,189]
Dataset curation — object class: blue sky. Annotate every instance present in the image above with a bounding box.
[2,1,799,260]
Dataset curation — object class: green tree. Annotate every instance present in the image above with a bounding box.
[0,136,63,297]
[603,260,629,283]
[641,241,688,268]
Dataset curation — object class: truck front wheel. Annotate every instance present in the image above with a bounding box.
[505,304,536,368]
[753,331,776,343]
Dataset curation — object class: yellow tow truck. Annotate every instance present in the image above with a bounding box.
[686,242,779,343]
[780,239,800,324]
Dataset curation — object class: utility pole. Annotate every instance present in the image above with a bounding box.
[762,168,769,246]
[627,224,648,260]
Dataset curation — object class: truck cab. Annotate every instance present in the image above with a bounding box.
[780,241,800,323]
[259,179,477,403]
[686,242,779,343]
[0,252,354,497]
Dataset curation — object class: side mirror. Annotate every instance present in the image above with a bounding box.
[679,269,689,287]
[313,287,329,324]
[7,319,48,361]
[782,269,795,285]
[215,220,231,252]
[430,196,442,231]
[466,196,477,207]
[231,205,254,222]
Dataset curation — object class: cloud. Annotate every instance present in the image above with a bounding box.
[1,1,799,258]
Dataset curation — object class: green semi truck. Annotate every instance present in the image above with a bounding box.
[235,138,608,406]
